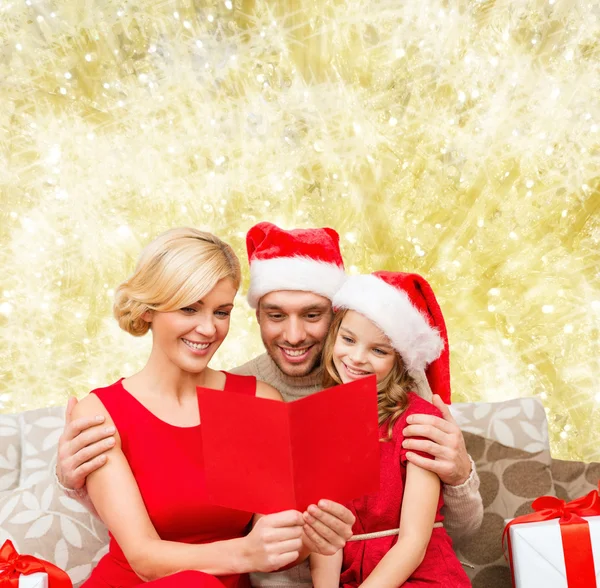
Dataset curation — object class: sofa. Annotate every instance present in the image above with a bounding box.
[1,397,598,588]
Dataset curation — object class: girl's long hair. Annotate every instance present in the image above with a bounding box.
[322,309,415,441]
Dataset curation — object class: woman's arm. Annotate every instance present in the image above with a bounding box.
[310,550,343,588]
[73,394,304,581]
[359,463,440,588]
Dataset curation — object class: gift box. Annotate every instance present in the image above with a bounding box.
[17,573,48,588]
[0,541,71,588]
[504,483,600,588]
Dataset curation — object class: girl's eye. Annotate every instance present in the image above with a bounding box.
[373,348,387,356]
[341,336,354,344]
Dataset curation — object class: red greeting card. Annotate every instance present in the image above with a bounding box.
[197,376,380,514]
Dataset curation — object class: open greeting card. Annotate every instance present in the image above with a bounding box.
[198,376,380,514]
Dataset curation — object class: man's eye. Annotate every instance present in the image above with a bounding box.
[268,314,284,320]
[305,313,322,320]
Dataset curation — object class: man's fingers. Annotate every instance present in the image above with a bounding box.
[404,451,447,476]
[69,424,115,455]
[402,423,449,445]
[405,412,455,435]
[402,438,451,459]
[431,394,457,425]
[63,415,105,442]
[73,454,108,480]
[72,437,116,469]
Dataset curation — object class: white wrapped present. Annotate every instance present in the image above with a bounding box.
[18,572,48,588]
[505,489,600,588]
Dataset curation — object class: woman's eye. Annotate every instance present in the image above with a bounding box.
[215,311,231,318]
[181,307,196,314]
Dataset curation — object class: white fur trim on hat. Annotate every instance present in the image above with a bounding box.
[332,274,443,373]
[247,257,347,308]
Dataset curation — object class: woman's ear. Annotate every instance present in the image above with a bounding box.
[142,309,153,323]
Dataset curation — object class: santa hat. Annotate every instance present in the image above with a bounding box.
[332,271,451,404]
[246,222,347,308]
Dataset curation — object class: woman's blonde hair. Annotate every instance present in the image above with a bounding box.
[113,228,241,336]
[322,309,416,441]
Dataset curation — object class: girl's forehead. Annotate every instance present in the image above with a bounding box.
[341,311,392,345]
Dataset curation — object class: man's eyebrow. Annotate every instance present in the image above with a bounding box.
[303,305,329,312]
[261,304,283,311]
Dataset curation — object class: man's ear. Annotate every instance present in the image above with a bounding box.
[255,308,261,324]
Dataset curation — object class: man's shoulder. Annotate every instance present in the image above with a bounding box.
[229,354,266,378]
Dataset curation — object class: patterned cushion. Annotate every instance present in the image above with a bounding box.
[18,406,65,488]
[454,432,556,588]
[449,396,550,453]
[0,413,21,493]
[551,458,600,501]
[0,477,109,587]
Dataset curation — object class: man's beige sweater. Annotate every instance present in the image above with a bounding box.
[232,354,483,588]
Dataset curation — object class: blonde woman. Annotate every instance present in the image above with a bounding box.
[73,228,354,588]
[310,272,470,588]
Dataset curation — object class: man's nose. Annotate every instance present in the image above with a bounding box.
[284,317,306,346]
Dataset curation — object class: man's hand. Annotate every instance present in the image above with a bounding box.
[302,500,355,556]
[56,397,115,491]
[402,394,471,486]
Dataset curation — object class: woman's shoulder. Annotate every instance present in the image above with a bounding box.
[71,380,123,421]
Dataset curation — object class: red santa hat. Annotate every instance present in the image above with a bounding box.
[246,222,347,308]
[332,271,451,403]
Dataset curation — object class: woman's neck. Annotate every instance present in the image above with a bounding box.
[127,350,222,400]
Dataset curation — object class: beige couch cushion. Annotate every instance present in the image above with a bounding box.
[449,396,550,453]
[454,432,556,588]
[18,406,65,488]
[0,414,21,493]
[551,458,600,501]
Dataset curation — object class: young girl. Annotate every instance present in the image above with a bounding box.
[310,271,471,587]
[72,228,354,588]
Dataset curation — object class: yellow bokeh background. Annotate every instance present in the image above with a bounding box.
[1,0,599,462]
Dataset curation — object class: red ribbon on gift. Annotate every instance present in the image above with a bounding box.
[503,482,600,588]
[0,540,72,588]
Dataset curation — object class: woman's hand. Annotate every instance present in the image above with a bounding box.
[302,500,355,556]
[242,511,305,573]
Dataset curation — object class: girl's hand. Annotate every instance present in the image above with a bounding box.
[242,510,304,572]
[302,500,355,556]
